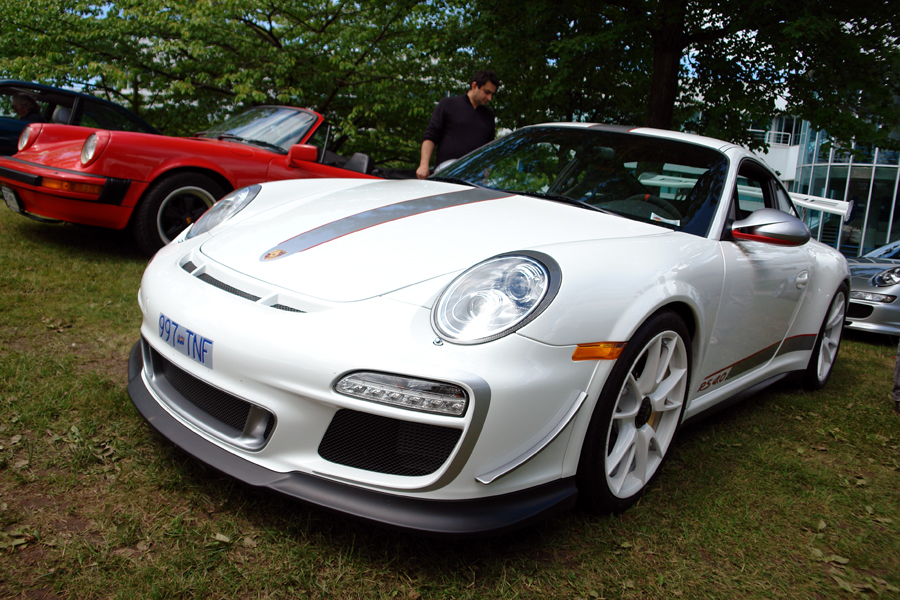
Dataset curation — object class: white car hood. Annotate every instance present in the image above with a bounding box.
[199,180,667,302]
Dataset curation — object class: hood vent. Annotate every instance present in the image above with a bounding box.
[181,260,305,313]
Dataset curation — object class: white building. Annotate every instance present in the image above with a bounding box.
[754,117,900,257]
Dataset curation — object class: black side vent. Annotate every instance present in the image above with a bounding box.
[197,273,261,302]
[182,261,198,274]
[846,303,874,320]
[150,346,275,446]
[97,177,131,205]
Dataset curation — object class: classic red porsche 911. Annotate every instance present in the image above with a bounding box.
[0,105,388,254]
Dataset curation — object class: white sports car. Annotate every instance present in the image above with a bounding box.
[127,124,849,536]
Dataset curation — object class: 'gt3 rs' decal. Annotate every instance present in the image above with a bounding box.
[260,188,511,261]
[697,334,817,392]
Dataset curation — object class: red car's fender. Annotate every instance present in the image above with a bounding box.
[89,132,270,191]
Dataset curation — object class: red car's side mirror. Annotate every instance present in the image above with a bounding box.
[288,144,319,166]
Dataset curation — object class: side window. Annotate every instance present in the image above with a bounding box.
[735,174,767,218]
[0,91,49,122]
[733,161,783,220]
[774,184,798,217]
[78,100,145,132]
[306,123,331,163]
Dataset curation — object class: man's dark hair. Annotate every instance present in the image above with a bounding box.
[12,93,40,112]
[471,70,500,89]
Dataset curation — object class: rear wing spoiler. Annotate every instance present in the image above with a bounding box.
[789,193,853,222]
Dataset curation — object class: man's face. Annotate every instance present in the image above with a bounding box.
[12,100,27,117]
[469,82,497,107]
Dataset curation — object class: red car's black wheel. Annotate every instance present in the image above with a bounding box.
[133,173,225,256]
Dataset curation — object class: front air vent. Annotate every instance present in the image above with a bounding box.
[197,273,261,301]
[144,341,274,450]
[318,409,461,476]
[180,260,304,313]
[272,304,302,313]
[847,303,874,320]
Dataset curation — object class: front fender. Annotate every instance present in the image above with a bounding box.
[518,234,724,363]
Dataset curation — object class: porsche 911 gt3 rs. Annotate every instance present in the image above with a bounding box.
[127,123,849,537]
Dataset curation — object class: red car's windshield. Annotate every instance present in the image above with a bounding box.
[197,106,318,153]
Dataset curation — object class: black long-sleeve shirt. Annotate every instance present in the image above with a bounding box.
[422,94,495,167]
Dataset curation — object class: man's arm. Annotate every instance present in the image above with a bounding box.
[416,140,436,179]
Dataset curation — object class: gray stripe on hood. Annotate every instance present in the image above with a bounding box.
[259,187,511,261]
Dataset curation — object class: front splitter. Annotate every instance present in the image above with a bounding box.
[126,340,578,538]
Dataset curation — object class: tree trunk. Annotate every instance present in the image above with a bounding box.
[645,0,686,130]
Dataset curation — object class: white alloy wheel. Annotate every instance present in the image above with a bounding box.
[803,285,847,390]
[605,329,688,498]
[816,291,846,380]
[577,310,691,513]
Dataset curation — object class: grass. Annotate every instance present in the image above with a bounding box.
[1,207,898,599]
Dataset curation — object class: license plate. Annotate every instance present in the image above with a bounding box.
[2,185,22,213]
[158,313,214,368]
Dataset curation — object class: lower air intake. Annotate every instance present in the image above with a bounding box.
[318,409,461,476]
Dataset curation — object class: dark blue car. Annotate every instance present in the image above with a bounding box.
[1,80,157,155]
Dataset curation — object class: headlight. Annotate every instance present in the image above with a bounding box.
[81,133,99,164]
[186,184,261,239]
[432,252,561,344]
[850,291,896,303]
[18,125,39,151]
[335,372,468,416]
[873,267,900,287]
[79,131,110,166]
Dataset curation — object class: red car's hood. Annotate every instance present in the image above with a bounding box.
[14,125,257,172]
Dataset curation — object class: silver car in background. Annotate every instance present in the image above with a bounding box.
[846,240,900,336]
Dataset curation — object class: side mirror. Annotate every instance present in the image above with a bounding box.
[433,158,457,174]
[288,144,319,166]
[731,208,811,246]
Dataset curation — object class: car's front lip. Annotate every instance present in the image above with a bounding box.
[127,341,578,537]
[845,293,900,334]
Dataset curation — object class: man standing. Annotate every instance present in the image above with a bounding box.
[416,70,499,179]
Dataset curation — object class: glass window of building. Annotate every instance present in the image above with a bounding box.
[811,165,829,197]
[877,147,899,166]
[867,167,898,248]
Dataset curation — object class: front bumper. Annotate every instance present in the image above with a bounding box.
[127,341,578,537]
[0,156,136,228]
[844,299,900,335]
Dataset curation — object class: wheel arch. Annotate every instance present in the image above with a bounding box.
[144,166,234,201]
[559,297,702,481]
[127,166,234,228]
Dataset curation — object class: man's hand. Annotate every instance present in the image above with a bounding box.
[417,140,436,179]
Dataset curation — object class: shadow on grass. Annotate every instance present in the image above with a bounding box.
[5,216,147,262]
[136,388,794,574]
[842,327,897,349]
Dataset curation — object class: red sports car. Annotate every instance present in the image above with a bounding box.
[0,105,384,254]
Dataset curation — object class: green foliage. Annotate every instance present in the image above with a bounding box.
[0,0,897,164]
[0,0,469,165]
[469,0,900,152]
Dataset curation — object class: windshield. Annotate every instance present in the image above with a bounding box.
[198,106,318,153]
[864,241,900,259]
[436,126,730,237]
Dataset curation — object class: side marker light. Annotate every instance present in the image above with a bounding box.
[572,342,627,361]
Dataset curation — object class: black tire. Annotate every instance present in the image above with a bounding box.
[576,310,691,513]
[802,284,848,390]
[132,173,225,256]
